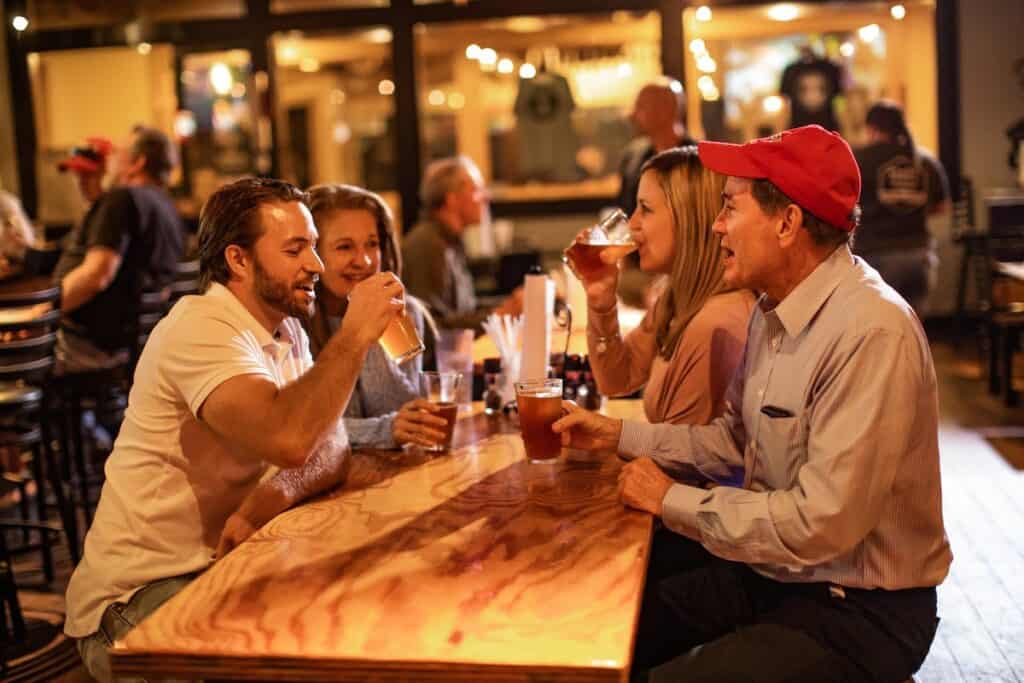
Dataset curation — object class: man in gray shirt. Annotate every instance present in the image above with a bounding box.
[402,156,521,333]
[554,125,952,682]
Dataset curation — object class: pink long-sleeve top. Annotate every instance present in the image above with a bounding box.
[587,289,756,425]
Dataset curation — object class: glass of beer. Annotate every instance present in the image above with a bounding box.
[420,371,461,452]
[562,208,637,282]
[515,378,564,463]
[379,307,425,365]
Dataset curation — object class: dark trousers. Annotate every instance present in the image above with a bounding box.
[632,530,939,683]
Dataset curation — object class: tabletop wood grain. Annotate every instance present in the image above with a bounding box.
[111,401,652,682]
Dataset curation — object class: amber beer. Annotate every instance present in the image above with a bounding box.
[515,379,564,462]
[563,241,638,282]
[432,402,459,451]
[421,371,461,452]
[379,309,424,364]
[562,208,635,282]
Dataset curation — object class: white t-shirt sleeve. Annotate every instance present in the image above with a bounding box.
[163,316,277,418]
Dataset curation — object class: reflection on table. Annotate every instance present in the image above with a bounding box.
[111,401,651,682]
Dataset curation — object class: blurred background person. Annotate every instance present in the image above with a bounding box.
[402,156,522,334]
[617,78,695,218]
[53,126,184,373]
[0,190,37,278]
[854,102,950,314]
[305,184,447,450]
[581,146,755,430]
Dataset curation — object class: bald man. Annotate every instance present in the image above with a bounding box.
[617,78,696,216]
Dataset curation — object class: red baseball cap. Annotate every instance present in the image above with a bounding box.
[57,137,113,175]
[697,125,861,232]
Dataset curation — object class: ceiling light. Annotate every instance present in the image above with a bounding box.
[763,95,784,113]
[891,4,906,20]
[209,63,233,96]
[839,42,855,57]
[378,79,395,95]
[695,6,712,22]
[465,44,481,60]
[428,89,446,106]
[858,23,880,43]
[498,58,514,74]
[137,42,152,55]
[519,63,537,79]
[11,15,28,32]
[767,4,800,22]
[689,39,706,54]
[697,55,717,73]
[479,48,497,66]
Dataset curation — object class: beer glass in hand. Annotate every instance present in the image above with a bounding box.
[562,209,637,282]
[420,371,461,452]
[379,306,425,365]
[515,378,564,463]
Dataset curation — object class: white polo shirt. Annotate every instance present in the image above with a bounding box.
[65,283,323,637]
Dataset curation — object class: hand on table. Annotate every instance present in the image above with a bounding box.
[215,512,260,560]
[618,457,673,517]
[392,398,449,448]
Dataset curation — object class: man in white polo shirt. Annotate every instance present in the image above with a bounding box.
[65,177,404,682]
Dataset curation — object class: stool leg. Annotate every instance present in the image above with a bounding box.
[69,393,93,525]
[30,443,54,584]
[40,413,80,565]
[988,323,1002,395]
[1005,326,1019,407]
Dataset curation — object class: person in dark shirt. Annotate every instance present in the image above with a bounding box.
[779,46,843,132]
[853,101,950,314]
[617,78,696,217]
[53,126,184,372]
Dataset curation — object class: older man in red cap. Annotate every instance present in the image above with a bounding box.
[554,125,952,682]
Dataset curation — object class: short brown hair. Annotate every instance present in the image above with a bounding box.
[130,125,178,185]
[196,177,308,292]
[749,178,859,249]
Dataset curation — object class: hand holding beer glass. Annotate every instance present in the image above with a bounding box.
[562,208,637,291]
[515,378,564,463]
[420,371,461,452]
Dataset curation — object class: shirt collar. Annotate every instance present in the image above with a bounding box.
[422,214,463,247]
[204,283,296,360]
[764,245,853,339]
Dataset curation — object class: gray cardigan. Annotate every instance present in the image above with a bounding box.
[327,303,424,449]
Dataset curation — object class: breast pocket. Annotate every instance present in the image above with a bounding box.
[755,413,808,488]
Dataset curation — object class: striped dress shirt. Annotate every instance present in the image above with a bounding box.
[619,245,953,590]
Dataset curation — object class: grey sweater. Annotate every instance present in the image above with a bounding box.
[328,304,424,449]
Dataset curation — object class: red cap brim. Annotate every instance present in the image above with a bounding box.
[697,140,765,179]
[57,157,102,174]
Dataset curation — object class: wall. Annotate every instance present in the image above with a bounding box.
[0,0,20,194]
[959,0,1024,227]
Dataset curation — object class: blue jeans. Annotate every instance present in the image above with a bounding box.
[76,574,197,683]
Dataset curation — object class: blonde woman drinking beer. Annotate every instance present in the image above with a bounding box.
[578,146,755,426]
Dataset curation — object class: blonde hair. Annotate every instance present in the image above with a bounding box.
[641,147,729,360]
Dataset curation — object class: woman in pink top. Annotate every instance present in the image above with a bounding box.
[581,146,755,425]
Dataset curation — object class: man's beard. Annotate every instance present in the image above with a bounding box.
[253,256,315,321]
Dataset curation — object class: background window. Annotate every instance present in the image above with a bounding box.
[27,45,178,224]
[683,1,937,151]
[414,12,661,204]
[25,0,244,30]
[270,29,399,219]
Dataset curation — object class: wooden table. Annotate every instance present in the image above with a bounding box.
[111,401,652,682]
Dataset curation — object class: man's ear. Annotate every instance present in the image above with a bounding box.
[224,245,251,281]
[776,203,804,249]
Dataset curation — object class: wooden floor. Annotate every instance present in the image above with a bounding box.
[7,340,1022,682]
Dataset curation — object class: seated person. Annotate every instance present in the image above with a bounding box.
[577,146,755,427]
[0,190,36,278]
[305,183,448,450]
[402,156,522,333]
[52,128,183,373]
[554,126,952,683]
[65,177,404,683]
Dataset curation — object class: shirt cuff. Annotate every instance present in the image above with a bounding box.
[618,420,652,461]
[660,483,707,541]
